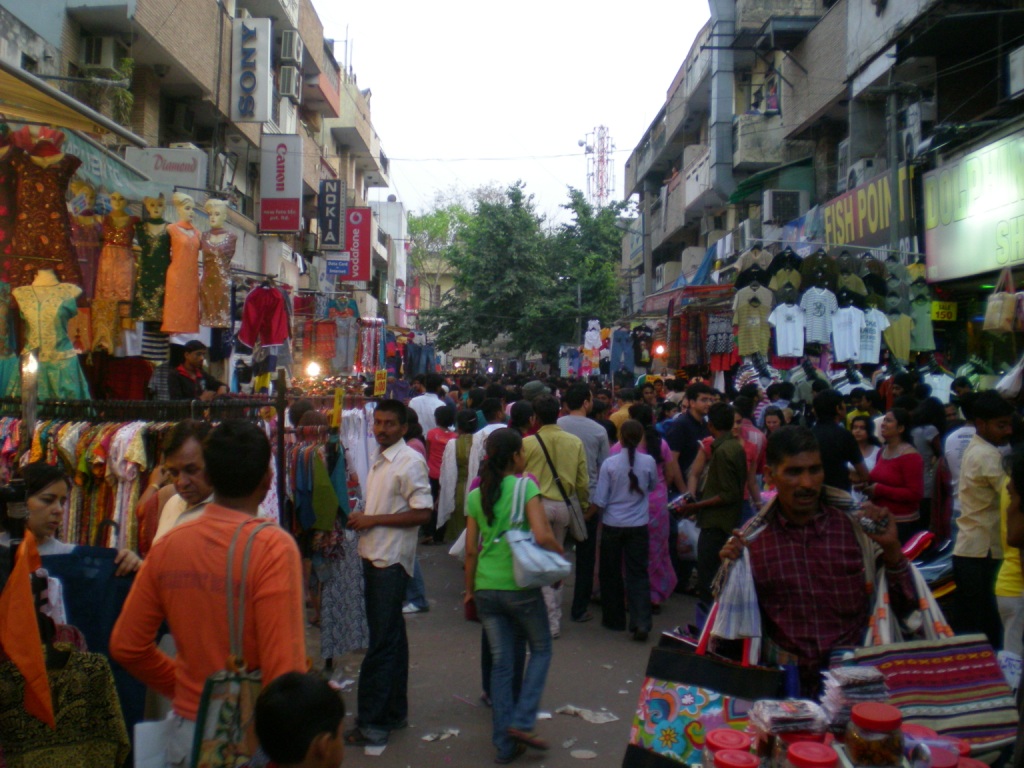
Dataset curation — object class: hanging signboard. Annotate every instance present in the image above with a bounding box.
[230,18,273,123]
[318,179,346,250]
[335,207,371,281]
[259,134,302,232]
[125,147,208,190]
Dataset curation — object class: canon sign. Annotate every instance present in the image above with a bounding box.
[260,134,301,232]
[230,18,272,123]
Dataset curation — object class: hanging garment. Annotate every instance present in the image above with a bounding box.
[237,285,290,347]
[733,295,772,356]
[831,306,866,362]
[706,312,734,357]
[93,214,138,303]
[7,152,83,288]
[13,284,91,399]
[0,650,131,768]
[768,303,804,358]
[799,287,838,345]
[319,525,369,659]
[910,297,936,352]
[858,308,891,364]
[132,219,170,322]
[199,230,236,328]
[610,328,634,373]
[0,147,20,268]
[882,313,914,363]
[69,216,102,300]
[160,222,201,334]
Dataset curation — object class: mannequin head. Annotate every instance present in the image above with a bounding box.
[172,192,195,224]
[142,194,166,220]
[205,198,229,229]
[109,191,128,213]
[69,180,96,208]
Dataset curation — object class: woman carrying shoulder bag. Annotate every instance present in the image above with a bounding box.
[465,428,563,764]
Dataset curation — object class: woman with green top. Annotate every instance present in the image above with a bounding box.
[464,428,563,764]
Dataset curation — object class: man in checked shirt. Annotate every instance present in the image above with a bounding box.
[720,426,915,696]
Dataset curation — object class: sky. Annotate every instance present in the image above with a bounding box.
[311,0,711,223]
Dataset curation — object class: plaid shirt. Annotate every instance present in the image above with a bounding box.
[747,496,914,688]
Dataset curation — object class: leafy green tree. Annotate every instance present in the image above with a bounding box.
[420,183,626,362]
[407,196,472,312]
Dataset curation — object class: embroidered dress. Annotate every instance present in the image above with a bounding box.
[132,219,170,322]
[94,214,138,302]
[160,222,200,333]
[7,152,83,288]
[0,148,19,265]
[13,283,90,398]
[70,216,102,299]
[199,229,236,328]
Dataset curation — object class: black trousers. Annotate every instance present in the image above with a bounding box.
[696,527,730,615]
[599,524,651,633]
[952,554,1003,651]
[571,516,599,620]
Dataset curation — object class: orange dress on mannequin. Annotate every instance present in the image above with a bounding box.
[160,222,200,333]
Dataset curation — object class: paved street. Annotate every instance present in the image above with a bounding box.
[309,543,697,767]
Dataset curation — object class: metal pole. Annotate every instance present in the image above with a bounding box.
[887,89,901,258]
[276,369,286,522]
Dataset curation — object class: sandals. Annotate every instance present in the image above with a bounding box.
[507,727,550,750]
[343,727,385,747]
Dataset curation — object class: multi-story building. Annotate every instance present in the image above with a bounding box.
[625,0,1024,368]
[0,0,403,377]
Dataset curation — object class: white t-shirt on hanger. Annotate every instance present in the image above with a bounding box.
[858,308,891,364]
[799,287,838,344]
[768,303,805,357]
[832,306,866,362]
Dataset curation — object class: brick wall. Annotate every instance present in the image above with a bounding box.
[298,0,324,73]
[781,0,847,139]
[130,65,161,146]
[134,0,223,101]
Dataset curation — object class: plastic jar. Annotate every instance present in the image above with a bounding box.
[786,742,839,768]
[928,748,958,768]
[845,703,904,767]
[771,732,828,768]
[703,729,754,768]
[958,759,987,768]
[714,749,761,768]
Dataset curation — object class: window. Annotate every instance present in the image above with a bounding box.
[20,54,38,74]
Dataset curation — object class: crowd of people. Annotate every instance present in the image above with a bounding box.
[3,365,1024,766]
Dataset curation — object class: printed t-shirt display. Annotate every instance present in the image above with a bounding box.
[882,313,914,363]
[858,308,891,364]
[831,306,866,362]
[768,303,804,357]
[799,287,838,344]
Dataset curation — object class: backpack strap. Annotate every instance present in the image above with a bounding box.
[226,519,274,671]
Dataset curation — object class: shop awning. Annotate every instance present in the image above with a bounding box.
[0,59,146,146]
[728,156,813,204]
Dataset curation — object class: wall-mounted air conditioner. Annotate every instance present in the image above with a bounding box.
[280,30,303,66]
[280,66,300,103]
[80,36,127,74]
[762,189,809,225]
[848,158,886,191]
[836,138,850,193]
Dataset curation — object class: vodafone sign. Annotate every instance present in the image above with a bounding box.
[259,134,302,232]
[336,207,371,281]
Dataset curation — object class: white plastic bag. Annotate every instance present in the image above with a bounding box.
[996,354,1024,398]
[676,517,699,562]
[711,548,761,640]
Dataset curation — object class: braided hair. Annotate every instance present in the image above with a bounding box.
[619,419,645,496]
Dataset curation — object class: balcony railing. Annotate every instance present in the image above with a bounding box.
[683,144,712,214]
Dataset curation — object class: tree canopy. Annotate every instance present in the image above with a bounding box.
[415,182,627,361]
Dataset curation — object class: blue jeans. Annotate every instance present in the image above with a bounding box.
[475,589,552,760]
[357,560,410,742]
[404,557,428,609]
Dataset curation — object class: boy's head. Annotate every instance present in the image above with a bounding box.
[255,672,346,767]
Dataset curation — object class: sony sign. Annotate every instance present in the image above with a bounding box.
[231,18,272,123]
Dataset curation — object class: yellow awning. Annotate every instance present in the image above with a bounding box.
[0,59,146,146]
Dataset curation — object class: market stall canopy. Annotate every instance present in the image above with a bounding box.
[0,58,146,147]
[728,156,812,204]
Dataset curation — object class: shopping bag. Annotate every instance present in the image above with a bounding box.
[448,528,467,562]
[710,549,761,642]
[135,717,174,768]
[983,267,1016,332]
[190,521,273,768]
[996,354,1024,398]
[623,644,782,767]
[502,477,571,589]
[675,517,699,562]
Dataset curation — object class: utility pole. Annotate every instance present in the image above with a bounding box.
[887,89,901,259]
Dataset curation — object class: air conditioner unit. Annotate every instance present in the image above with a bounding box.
[170,104,196,137]
[236,7,251,18]
[280,29,303,66]
[836,138,850,193]
[80,36,127,74]
[279,65,300,103]
[303,232,318,253]
[762,189,809,225]
[848,157,886,190]
[700,213,724,236]
[170,142,201,151]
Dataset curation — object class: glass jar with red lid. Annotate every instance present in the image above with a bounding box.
[845,703,903,767]
[771,732,828,768]
[714,749,760,768]
[703,729,754,768]
[785,742,839,768]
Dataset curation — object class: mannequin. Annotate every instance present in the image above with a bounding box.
[12,269,90,399]
[94,191,138,302]
[160,192,200,334]
[7,127,83,288]
[68,180,103,298]
[199,199,237,328]
[133,194,171,322]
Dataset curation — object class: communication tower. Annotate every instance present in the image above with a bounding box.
[578,126,615,208]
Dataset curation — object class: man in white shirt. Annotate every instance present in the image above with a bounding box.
[558,384,610,622]
[944,392,977,538]
[152,420,215,543]
[346,400,433,748]
[407,373,445,433]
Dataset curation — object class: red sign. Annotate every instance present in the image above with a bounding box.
[259,134,302,232]
[338,207,371,281]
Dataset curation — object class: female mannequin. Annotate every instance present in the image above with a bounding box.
[12,269,90,399]
[94,191,138,302]
[160,192,200,334]
[199,199,237,328]
[7,127,83,288]
[68,180,103,298]
[132,194,171,322]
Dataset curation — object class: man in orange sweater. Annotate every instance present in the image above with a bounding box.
[111,420,307,768]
